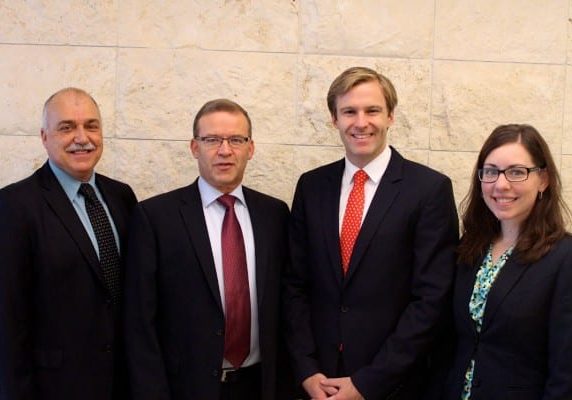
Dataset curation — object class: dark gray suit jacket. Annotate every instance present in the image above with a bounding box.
[439,235,572,400]
[284,148,459,399]
[124,180,292,399]
[0,161,137,400]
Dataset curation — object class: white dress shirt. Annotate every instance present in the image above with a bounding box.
[339,146,392,234]
[198,177,260,368]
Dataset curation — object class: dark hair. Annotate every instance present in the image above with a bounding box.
[458,124,570,264]
[327,66,398,119]
[192,98,252,137]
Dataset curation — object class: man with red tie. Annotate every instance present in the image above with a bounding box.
[284,67,459,399]
[124,99,293,399]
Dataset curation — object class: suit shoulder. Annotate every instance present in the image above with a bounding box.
[401,157,450,183]
[95,173,134,193]
[137,185,190,211]
[243,186,289,212]
[296,159,343,183]
[0,172,42,203]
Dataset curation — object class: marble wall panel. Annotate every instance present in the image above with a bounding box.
[435,0,568,63]
[431,61,565,152]
[300,0,434,57]
[118,0,298,51]
[0,45,116,137]
[0,0,117,45]
[116,48,297,144]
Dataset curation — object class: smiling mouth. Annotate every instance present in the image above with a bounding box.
[350,132,374,139]
[68,149,93,154]
[493,197,516,204]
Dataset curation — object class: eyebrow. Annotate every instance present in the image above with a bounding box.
[483,163,527,168]
[56,119,100,127]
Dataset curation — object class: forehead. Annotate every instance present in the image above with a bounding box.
[337,80,386,108]
[197,111,249,134]
[45,92,100,123]
[484,142,533,165]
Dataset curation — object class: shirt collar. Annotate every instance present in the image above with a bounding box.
[343,145,392,184]
[197,176,246,208]
[48,159,96,202]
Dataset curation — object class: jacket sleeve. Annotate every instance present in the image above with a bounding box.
[352,177,459,399]
[544,240,572,400]
[0,192,34,400]
[282,173,322,385]
[124,203,171,400]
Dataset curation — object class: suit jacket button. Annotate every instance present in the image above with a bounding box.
[103,344,112,353]
[215,329,223,336]
[212,369,219,377]
[341,306,349,313]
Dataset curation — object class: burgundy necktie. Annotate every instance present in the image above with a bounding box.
[340,170,368,275]
[218,194,251,368]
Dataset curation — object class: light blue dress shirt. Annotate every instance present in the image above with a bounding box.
[48,160,121,258]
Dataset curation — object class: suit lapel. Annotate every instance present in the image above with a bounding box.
[243,188,268,306]
[456,260,482,332]
[38,162,105,285]
[322,160,345,285]
[96,175,126,249]
[481,256,529,331]
[179,181,223,311]
[344,150,403,283]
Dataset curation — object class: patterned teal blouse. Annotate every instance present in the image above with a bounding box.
[461,244,514,400]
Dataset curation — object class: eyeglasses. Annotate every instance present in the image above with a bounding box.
[478,166,543,183]
[194,135,251,148]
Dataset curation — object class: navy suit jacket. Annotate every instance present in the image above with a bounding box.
[284,148,459,399]
[439,235,572,400]
[124,180,292,399]
[0,161,137,400]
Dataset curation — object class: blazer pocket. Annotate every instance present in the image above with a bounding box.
[34,348,63,369]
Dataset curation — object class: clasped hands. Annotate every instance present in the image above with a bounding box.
[302,373,364,400]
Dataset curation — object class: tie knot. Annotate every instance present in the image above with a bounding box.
[353,170,368,186]
[79,183,97,203]
[217,194,236,209]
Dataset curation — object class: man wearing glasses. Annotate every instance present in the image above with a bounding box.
[124,99,293,399]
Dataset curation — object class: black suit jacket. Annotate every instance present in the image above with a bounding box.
[124,180,291,399]
[284,148,459,399]
[0,161,137,400]
[438,235,572,400]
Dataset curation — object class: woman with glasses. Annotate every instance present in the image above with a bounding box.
[434,124,572,400]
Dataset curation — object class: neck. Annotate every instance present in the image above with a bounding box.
[498,221,520,246]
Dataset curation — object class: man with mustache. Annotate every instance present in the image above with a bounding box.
[0,88,137,400]
[283,67,459,399]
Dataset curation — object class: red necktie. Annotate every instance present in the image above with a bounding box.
[218,194,251,368]
[340,170,368,274]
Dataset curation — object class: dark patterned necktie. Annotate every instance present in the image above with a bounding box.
[79,183,121,305]
[218,194,250,368]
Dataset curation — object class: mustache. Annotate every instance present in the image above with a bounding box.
[66,143,96,152]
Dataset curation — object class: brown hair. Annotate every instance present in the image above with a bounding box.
[458,124,570,264]
[327,66,398,119]
[193,98,252,137]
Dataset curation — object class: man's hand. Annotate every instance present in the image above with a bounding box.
[302,373,338,399]
[320,376,364,400]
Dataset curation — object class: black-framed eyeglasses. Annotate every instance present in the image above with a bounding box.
[478,166,543,183]
[194,135,251,148]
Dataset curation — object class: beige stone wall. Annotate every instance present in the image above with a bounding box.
[1,0,572,210]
